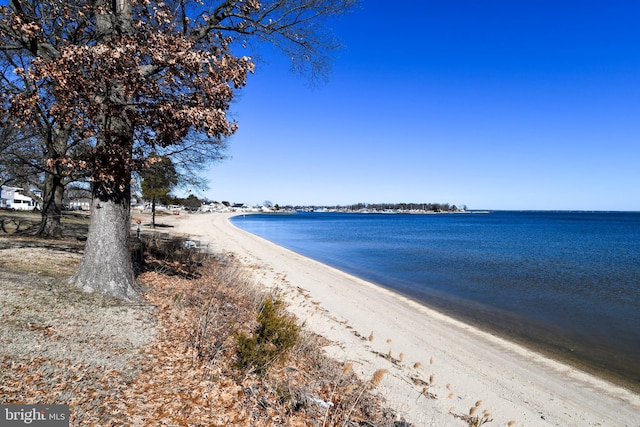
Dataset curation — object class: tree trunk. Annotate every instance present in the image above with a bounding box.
[70,180,140,301]
[151,196,156,228]
[70,0,140,300]
[37,125,70,238]
[70,73,139,300]
[37,172,64,238]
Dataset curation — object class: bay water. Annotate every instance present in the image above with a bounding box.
[231,211,640,389]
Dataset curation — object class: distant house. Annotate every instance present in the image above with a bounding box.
[0,186,38,211]
[199,202,231,213]
[231,203,249,212]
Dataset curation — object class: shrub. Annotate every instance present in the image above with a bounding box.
[143,234,209,277]
[236,296,300,374]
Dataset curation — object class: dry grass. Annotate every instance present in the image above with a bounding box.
[450,399,494,427]
[0,213,403,425]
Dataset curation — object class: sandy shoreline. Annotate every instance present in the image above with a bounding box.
[152,211,640,426]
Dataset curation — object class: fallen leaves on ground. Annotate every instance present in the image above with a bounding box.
[1,241,399,426]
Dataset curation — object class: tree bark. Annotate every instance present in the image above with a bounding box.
[37,172,64,238]
[70,180,140,301]
[70,0,141,300]
[37,125,71,238]
[70,58,140,300]
[151,196,156,228]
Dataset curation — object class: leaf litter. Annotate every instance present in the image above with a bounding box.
[0,228,405,426]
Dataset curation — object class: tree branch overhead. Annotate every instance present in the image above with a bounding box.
[1,0,357,298]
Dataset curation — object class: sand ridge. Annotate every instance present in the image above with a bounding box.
[159,211,640,426]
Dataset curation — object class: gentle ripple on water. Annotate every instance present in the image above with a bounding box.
[232,211,640,388]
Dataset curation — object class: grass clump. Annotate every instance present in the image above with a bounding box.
[236,295,300,374]
[451,400,493,427]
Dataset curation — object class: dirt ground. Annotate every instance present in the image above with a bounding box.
[0,212,399,426]
[0,212,157,423]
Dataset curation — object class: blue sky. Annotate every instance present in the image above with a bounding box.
[202,1,640,210]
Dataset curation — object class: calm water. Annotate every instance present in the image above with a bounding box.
[231,211,640,388]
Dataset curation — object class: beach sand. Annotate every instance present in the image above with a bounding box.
[152,211,640,426]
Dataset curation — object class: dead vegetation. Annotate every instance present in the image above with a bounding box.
[0,212,405,425]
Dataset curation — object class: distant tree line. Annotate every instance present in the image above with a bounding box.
[348,202,463,212]
[289,203,467,212]
[171,195,204,210]
[139,200,466,213]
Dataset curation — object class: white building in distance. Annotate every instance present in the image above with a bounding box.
[0,186,39,211]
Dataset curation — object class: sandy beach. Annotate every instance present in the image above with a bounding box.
[157,211,640,426]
